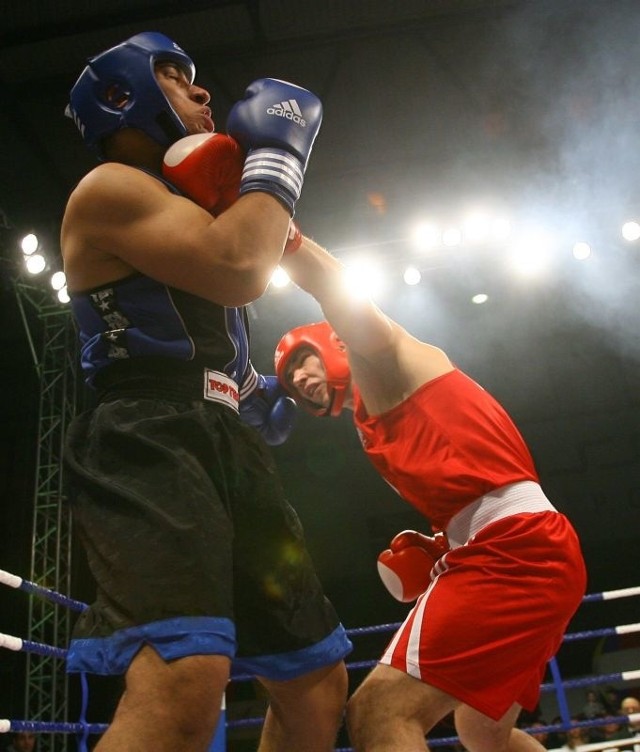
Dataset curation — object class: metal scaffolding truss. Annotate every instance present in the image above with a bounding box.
[14,277,79,752]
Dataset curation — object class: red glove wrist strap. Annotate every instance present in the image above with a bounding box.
[284,220,302,254]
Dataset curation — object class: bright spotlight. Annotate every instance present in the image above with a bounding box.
[509,230,553,277]
[403,265,421,285]
[270,266,290,288]
[57,287,71,304]
[491,218,512,242]
[463,214,491,244]
[471,293,488,304]
[25,253,46,275]
[50,271,67,290]
[21,233,39,256]
[411,221,439,251]
[572,242,591,260]
[442,227,462,247]
[621,221,640,241]
[342,259,384,299]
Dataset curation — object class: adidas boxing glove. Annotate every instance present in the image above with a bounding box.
[227,78,323,215]
[239,373,297,446]
[162,133,245,216]
[377,530,449,603]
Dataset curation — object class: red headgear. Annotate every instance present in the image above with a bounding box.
[274,321,351,417]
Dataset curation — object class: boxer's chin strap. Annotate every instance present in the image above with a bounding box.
[156,111,187,145]
[328,384,348,417]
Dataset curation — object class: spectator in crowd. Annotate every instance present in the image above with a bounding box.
[588,713,624,745]
[545,715,566,749]
[558,719,590,750]
[599,696,640,750]
[582,688,606,718]
[603,686,623,714]
[528,719,550,748]
[618,696,640,736]
[5,732,36,752]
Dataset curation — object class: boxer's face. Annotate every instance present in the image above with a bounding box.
[621,697,640,730]
[12,732,36,752]
[155,62,214,135]
[287,348,330,410]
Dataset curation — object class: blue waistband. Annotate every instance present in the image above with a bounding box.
[66,616,236,675]
[232,625,353,681]
[66,618,352,680]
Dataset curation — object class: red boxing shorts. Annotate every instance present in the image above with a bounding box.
[380,507,586,721]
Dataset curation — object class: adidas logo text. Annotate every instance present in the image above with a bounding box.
[267,99,307,127]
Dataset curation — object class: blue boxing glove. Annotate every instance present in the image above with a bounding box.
[227,78,323,214]
[240,373,297,446]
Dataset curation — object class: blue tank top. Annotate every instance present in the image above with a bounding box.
[71,274,251,388]
[69,169,255,400]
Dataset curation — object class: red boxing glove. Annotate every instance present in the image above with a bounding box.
[284,220,302,255]
[162,133,245,216]
[389,530,449,559]
[377,530,449,603]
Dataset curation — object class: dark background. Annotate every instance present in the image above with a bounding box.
[1,0,639,740]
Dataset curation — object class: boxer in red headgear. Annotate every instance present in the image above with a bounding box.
[275,321,351,417]
[274,234,587,752]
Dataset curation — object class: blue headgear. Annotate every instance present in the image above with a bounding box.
[66,32,196,158]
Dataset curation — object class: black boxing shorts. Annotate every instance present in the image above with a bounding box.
[63,396,352,679]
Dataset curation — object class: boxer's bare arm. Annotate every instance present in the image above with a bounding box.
[282,235,396,353]
[281,234,453,409]
[61,162,289,306]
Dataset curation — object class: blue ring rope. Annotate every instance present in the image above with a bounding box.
[1,570,639,748]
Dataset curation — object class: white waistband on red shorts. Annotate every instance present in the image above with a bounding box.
[446,481,557,549]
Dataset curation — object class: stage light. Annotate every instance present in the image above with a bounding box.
[25,253,46,275]
[508,228,553,277]
[50,271,67,291]
[57,287,70,304]
[442,227,462,247]
[342,258,384,299]
[472,293,489,304]
[20,233,39,256]
[572,242,591,260]
[491,217,512,242]
[462,213,491,244]
[621,221,640,241]
[270,267,290,289]
[403,265,421,285]
[411,221,439,251]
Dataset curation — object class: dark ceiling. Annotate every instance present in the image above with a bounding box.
[1,0,639,725]
[1,0,639,236]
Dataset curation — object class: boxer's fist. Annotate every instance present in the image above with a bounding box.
[389,530,449,559]
[240,373,297,446]
[227,78,322,165]
[162,133,245,216]
[377,531,449,603]
[227,78,323,214]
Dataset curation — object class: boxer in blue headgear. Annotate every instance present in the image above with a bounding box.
[61,32,350,752]
[66,32,197,157]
